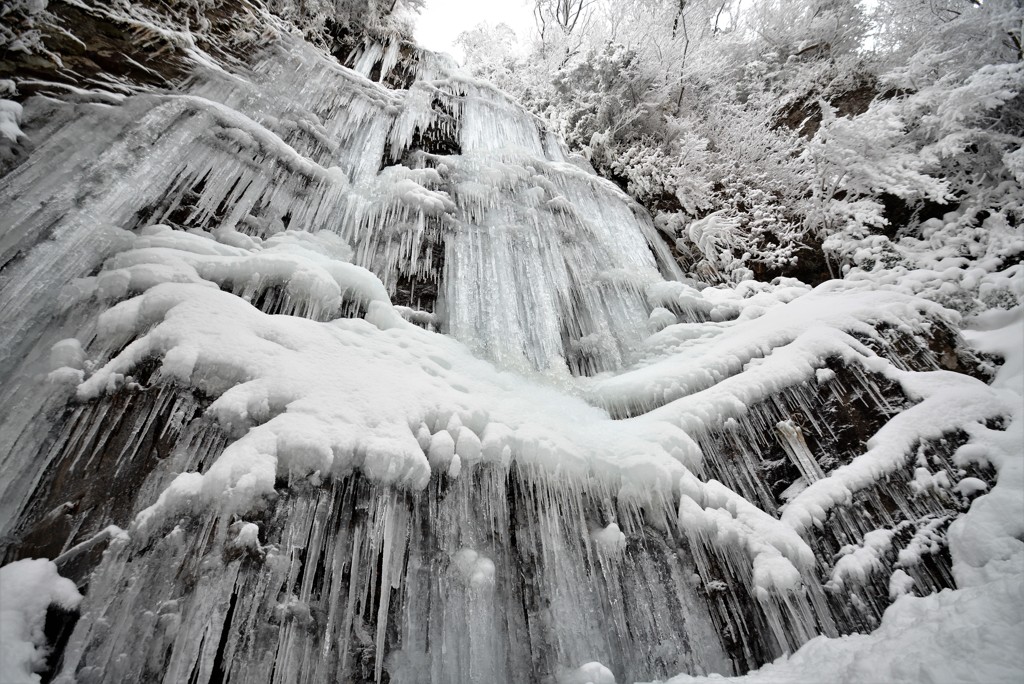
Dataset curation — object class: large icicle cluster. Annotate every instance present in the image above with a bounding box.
[0,2,1021,683]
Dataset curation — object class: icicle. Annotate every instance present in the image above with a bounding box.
[775,420,826,483]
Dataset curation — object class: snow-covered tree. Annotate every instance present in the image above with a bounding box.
[454,0,1022,295]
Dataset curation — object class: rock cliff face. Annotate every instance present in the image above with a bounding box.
[0,3,1020,684]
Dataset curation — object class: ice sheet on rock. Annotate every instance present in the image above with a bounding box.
[654,573,1024,684]
[442,152,669,374]
[654,308,1024,684]
[86,225,391,321]
[458,80,547,158]
[75,277,704,531]
[582,281,951,418]
[677,471,814,593]
[780,364,1013,535]
[67,202,846,661]
[349,33,403,81]
[50,463,730,684]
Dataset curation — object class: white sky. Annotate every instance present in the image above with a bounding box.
[412,0,535,61]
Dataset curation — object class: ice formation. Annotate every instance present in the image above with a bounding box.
[0,558,83,684]
[0,2,1021,683]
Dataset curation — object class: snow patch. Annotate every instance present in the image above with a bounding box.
[0,559,82,684]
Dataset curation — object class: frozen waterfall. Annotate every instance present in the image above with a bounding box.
[1,3,1021,684]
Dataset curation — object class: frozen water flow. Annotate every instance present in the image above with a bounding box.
[0,5,1020,684]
